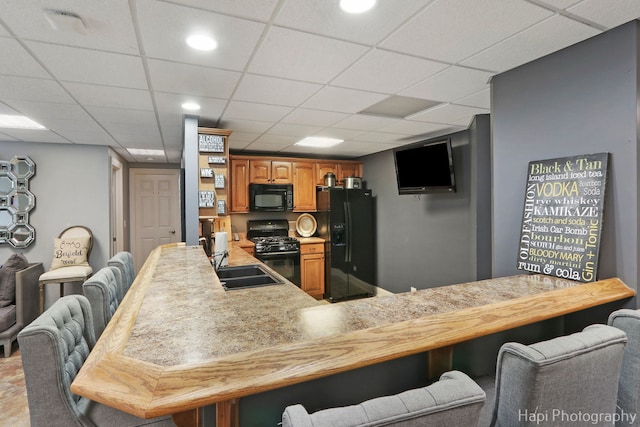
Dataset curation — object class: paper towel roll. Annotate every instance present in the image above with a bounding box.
[214,232,229,267]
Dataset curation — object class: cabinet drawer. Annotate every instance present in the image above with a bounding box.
[300,243,323,255]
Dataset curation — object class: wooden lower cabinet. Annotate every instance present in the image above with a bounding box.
[300,243,325,299]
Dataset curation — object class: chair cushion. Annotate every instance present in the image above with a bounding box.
[50,236,90,270]
[0,253,29,307]
[39,265,93,282]
[0,304,16,331]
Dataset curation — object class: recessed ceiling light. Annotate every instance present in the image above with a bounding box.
[186,35,218,51]
[181,102,201,111]
[127,148,165,157]
[0,115,46,129]
[295,137,344,148]
[340,0,376,14]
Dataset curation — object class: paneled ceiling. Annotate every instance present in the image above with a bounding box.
[0,0,638,163]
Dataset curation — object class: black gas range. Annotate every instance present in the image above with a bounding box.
[247,220,301,286]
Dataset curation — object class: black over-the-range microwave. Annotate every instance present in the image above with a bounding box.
[249,183,294,212]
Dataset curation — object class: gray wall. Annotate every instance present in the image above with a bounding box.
[362,116,491,293]
[492,20,639,304]
[0,141,112,310]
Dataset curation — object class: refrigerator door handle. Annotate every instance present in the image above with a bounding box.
[346,201,352,263]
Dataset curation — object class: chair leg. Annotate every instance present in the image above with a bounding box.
[59,282,64,298]
[39,282,45,314]
[1,338,11,358]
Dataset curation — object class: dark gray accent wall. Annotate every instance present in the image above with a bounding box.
[361,115,491,293]
[491,20,639,305]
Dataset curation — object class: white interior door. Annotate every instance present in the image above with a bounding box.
[130,169,181,272]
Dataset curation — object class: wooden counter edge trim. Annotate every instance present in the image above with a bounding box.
[71,243,183,415]
[137,277,634,417]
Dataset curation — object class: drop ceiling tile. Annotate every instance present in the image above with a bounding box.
[332,49,448,94]
[461,15,601,72]
[541,0,584,8]
[147,59,241,99]
[0,128,69,143]
[400,66,493,103]
[312,128,365,141]
[281,108,349,127]
[136,0,265,71]
[154,92,228,120]
[50,119,116,145]
[1,0,139,54]
[0,103,21,115]
[85,106,158,126]
[409,103,488,124]
[27,42,147,89]
[302,86,388,114]
[275,0,432,45]
[352,131,412,144]
[63,82,153,110]
[0,76,75,104]
[233,74,322,107]
[380,0,552,63]
[569,0,640,28]
[0,38,50,78]
[0,131,20,141]
[219,118,273,134]
[248,27,369,84]
[4,101,89,122]
[168,0,280,21]
[268,123,323,137]
[379,119,456,135]
[223,101,293,122]
[455,89,490,109]
[333,114,403,131]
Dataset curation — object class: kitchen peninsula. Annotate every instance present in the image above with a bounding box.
[71,243,635,427]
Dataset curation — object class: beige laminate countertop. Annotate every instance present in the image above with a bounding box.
[71,242,635,425]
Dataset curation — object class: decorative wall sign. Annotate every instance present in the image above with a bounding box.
[199,191,215,208]
[0,156,36,248]
[516,153,608,282]
[198,134,224,152]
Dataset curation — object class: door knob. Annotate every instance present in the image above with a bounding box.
[169,230,176,234]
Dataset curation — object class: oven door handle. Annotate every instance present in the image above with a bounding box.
[256,250,301,258]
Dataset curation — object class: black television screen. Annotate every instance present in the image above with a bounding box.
[393,138,456,194]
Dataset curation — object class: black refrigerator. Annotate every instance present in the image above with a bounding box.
[315,186,376,302]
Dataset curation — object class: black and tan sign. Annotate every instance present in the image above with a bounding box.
[516,153,609,282]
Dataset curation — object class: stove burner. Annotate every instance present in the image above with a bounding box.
[251,236,300,253]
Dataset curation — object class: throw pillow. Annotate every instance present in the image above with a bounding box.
[50,236,90,270]
[0,253,29,307]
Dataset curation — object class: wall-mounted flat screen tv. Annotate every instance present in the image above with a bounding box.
[393,138,456,194]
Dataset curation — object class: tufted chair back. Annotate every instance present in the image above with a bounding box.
[18,295,96,425]
[82,266,122,339]
[18,294,175,427]
[107,251,135,296]
[608,309,640,426]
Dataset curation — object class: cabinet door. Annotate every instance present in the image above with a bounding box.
[316,162,338,185]
[271,161,292,183]
[337,162,362,182]
[230,159,250,212]
[293,162,316,212]
[249,160,272,183]
[301,252,325,298]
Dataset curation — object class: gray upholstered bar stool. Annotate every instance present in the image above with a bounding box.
[282,370,486,426]
[107,251,135,297]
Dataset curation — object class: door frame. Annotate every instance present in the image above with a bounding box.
[110,157,125,256]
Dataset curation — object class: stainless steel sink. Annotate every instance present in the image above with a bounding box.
[215,264,284,290]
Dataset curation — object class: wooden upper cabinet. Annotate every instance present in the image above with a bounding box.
[272,161,292,183]
[230,159,250,213]
[316,162,338,185]
[249,160,292,184]
[292,161,316,212]
[337,162,362,183]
